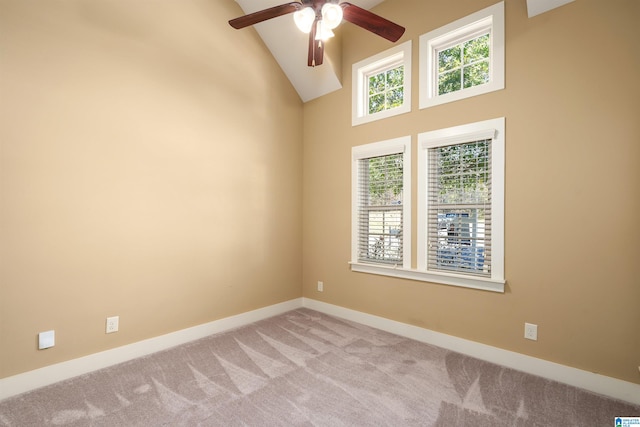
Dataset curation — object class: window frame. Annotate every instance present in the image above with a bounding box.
[352,41,412,126]
[417,117,505,291]
[419,2,504,109]
[351,136,411,269]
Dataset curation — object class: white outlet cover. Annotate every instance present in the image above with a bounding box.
[524,323,538,341]
[38,330,55,349]
[106,316,119,333]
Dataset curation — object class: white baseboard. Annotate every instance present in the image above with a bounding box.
[302,298,640,406]
[3,296,638,407]
[0,298,303,401]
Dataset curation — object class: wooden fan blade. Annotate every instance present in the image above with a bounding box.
[229,2,302,29]
[340,2,405,42]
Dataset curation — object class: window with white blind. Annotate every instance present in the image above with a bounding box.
[418,118,504,290]
[426,139,491,276]
[352,137,411,268]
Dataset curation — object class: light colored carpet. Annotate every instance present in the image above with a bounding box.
[0,308,637,426]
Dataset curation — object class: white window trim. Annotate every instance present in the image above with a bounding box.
[419,2,505,109]
[352,41,412,127]
[417,117,505,292]
[351,136,411,268]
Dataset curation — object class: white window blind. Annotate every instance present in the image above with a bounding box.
[427,138,491,276]
[356,153,404,265]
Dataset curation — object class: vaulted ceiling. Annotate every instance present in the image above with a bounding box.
[231,0,574,102]
[232,0,384,102]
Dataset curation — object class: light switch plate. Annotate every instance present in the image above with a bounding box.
[38,330,55,349]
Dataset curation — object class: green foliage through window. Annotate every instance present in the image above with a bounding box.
[367,154,403,204]
[368,65,404,115]
[435,140,490,204]
[437,33,490,96]
[358,153,404,264]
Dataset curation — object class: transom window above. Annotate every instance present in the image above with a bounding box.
[352,41,412,126]
[419,2,504,109]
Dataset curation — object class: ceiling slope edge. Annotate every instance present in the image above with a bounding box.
[233,0,383,102]
[526,0,575,18]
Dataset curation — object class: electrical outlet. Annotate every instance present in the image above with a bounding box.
[317,281,324,292]
[106,316,119,334]
[524,323,538,341]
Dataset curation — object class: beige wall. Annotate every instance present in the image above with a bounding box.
[0,0,303,378]
[302,0,640,384]
[1,0,638,388]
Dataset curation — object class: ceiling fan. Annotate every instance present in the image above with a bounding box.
[229,1,405,67]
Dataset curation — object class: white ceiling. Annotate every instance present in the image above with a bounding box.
[233,0,384,102]
[526,0,574,17]
[232,0,574,102]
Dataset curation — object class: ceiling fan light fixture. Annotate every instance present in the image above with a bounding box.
[293,7,315,33]
[229,1,405,67]
[321,3,343,30]
[315,20,335,41]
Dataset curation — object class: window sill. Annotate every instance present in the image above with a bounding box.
[352,104,411,127]
[349,262,505,293]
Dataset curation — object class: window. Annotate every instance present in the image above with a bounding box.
[419,2,504,109]
[352,41,412,126]
[426,139,491,276]
[352,137,411,268]
[437,33,490,95]
[418,118,505,289]
[350,121,504,292]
